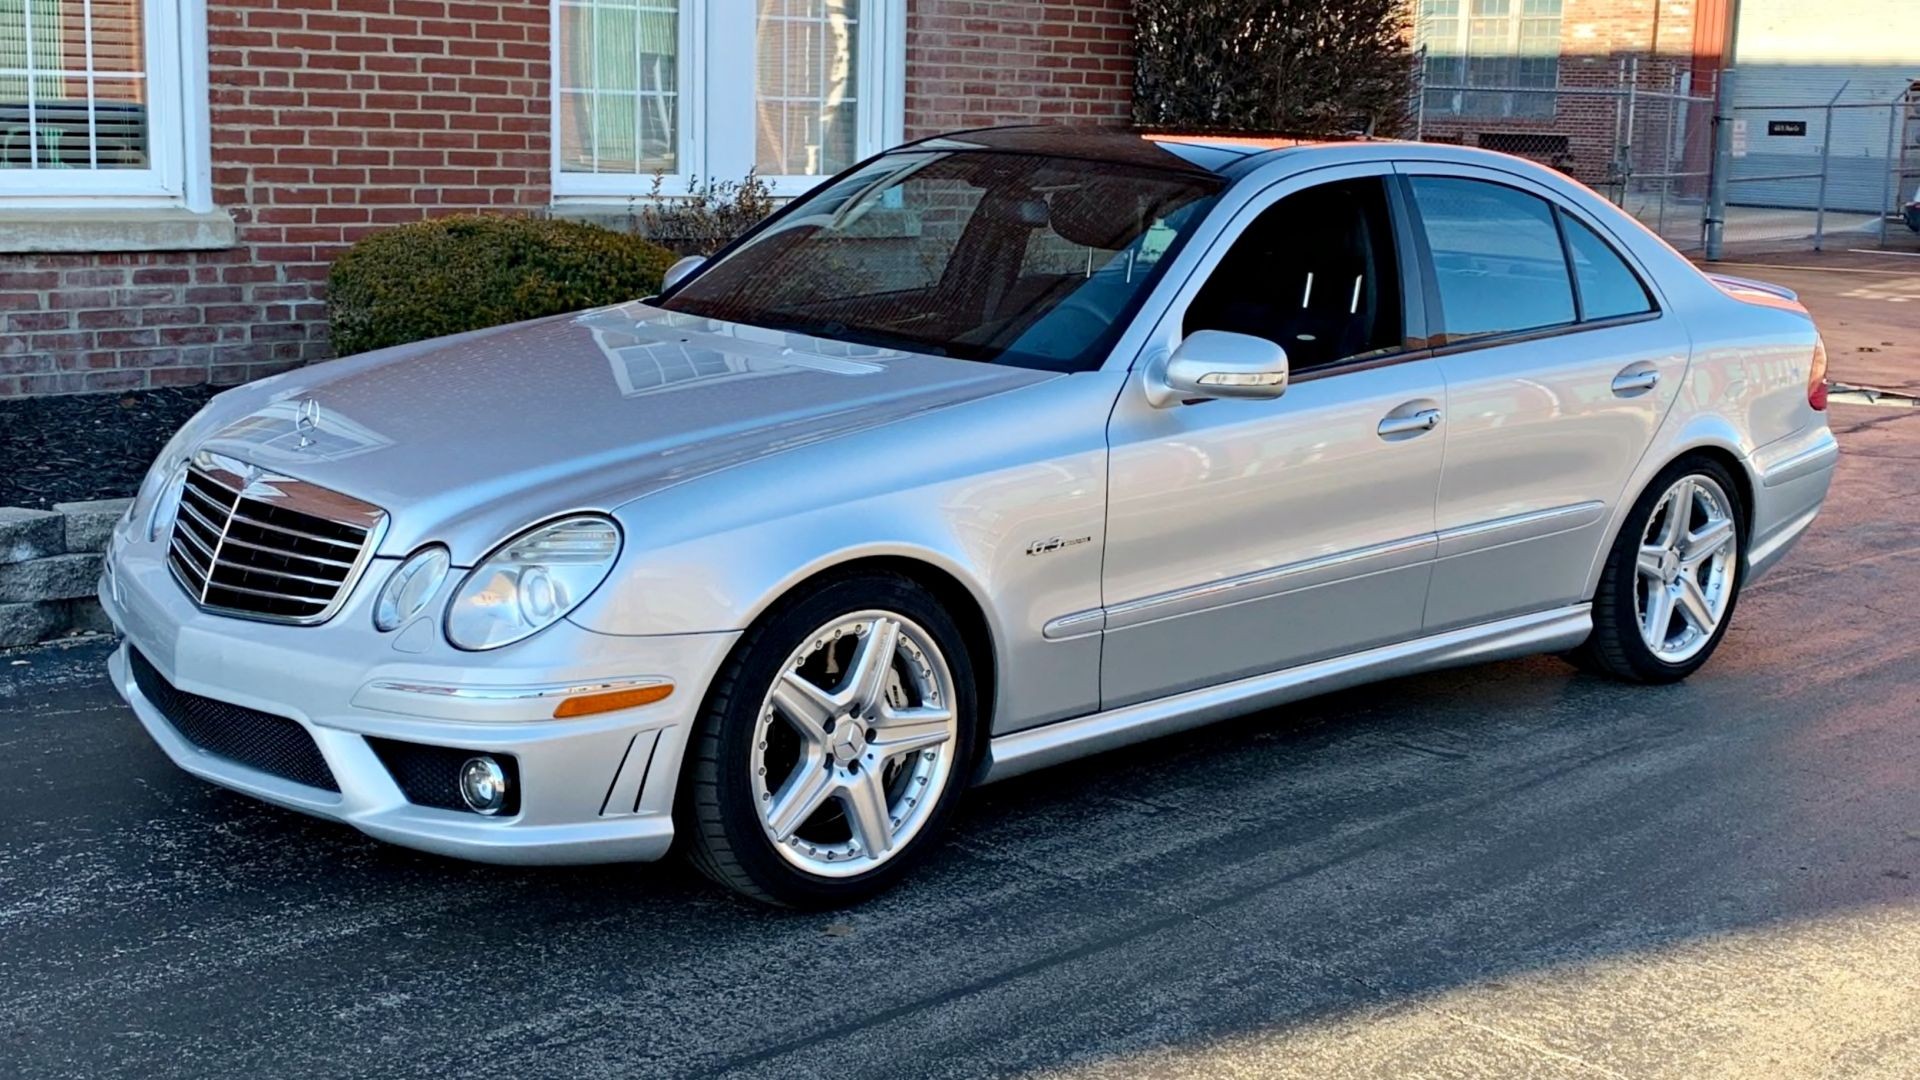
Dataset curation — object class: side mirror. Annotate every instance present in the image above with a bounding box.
[659,255,707,293]
[1145,330,1290,408]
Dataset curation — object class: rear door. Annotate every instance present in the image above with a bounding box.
[1397,164,1689,632]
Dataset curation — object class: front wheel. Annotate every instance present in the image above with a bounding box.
[680,572,977,907]
[1577,456,1745,683]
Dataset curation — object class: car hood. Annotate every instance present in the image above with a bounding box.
[193,303,1057,561]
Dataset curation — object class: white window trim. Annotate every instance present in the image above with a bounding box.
[1418,0,1563,120]
[0,0,212,210]
[549,0,706,201]
[551,0,905,204]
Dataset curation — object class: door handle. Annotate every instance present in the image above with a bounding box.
[1377,408,1442,437]
[1611,369,1661,395]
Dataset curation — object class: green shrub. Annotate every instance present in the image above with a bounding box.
[326,214,678,356]
[1133,0,1415,138]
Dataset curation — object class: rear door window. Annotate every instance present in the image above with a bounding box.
[1562,214,1655,320]
[1408,176,1575,341]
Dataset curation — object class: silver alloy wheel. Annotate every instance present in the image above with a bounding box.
[750,610,959,878]
[1634,474,1738,664]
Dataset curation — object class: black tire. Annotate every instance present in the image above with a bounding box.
[678,571,978,908]
[1576,455,1746,684]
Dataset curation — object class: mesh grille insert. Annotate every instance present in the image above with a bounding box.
[129,648,340,793]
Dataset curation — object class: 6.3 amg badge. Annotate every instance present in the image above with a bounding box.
[1025,535,1092,556]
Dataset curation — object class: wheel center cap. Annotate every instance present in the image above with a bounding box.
[1662,549,1680,583]
[830,718,867,765]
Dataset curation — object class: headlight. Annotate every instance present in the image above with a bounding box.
[134,407,213,540]
[373,545,451,631]
[145,461,190,542]
[445,516,621,651]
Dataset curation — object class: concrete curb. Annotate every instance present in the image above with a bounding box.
[0,498,130,647]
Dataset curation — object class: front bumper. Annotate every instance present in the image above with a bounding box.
[101,517,738,865]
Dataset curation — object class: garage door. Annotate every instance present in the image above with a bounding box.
[1729,0,1918,213]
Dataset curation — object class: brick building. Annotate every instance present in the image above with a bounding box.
[1412,0,1724,189]
[0,0,1132,397]
[1412,0,1920,216]
[4,0,1783,400]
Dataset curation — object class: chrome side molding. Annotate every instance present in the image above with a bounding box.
[1042,533,1434,640]
[1433,500,1605,559]
[1759,438,1840,489]
[984,604,1593,783]
[1042,504,1604,641]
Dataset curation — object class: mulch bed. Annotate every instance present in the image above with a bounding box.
[0,386,221,509]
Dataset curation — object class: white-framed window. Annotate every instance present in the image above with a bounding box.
[1418,0,1563,121]
[0,0,207,206]
[552,0,904,201]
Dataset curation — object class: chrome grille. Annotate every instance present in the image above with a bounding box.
[167,453,386,625]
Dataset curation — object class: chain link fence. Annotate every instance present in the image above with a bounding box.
[1720,78,1920,251]
[1413,54,1716,251]
[1411,55,1920,255]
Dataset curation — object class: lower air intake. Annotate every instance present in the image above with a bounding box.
[129,648,340,793]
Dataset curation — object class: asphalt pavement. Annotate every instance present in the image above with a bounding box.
[3,399,1918,1080]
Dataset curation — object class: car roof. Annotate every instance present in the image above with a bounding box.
[901,124,1367,178]
[897,125,1626,203]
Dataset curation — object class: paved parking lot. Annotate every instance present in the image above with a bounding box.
[3,259,1916,1078]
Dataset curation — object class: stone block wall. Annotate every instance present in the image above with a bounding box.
[0,499,129,647]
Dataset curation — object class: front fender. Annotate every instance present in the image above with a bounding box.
[569,372,1126,732]
[585,518,995,643]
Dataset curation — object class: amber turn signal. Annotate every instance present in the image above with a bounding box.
[551,683,673,719]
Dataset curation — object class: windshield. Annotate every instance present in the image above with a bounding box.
[658,150,1225,372]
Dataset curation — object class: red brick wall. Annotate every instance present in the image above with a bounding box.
[1416,0,1707,189]
[0,0,1137,398]
[0,0,552,398]
[904,0,1133,137]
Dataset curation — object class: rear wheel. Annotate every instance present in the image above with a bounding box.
[680,572,976,907]
[1578,456,1745,683]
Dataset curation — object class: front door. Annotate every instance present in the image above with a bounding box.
[1396,165,1689,632]
[1098,167,1448,708]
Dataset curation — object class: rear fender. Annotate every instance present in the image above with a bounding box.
[1580,410,1757,600]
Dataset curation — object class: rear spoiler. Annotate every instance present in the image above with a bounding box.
[1706,273,1799,303]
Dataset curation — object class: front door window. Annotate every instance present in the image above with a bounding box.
[1184,177,1406,372]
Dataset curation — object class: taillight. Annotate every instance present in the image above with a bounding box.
[1808,336,1829,411]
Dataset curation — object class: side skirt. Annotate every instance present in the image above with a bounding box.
[979,604,1592,783]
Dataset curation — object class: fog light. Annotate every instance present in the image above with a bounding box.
[458,755,509,815]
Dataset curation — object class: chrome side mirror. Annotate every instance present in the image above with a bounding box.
[1145,330,1290,408]
[659,255,707,293]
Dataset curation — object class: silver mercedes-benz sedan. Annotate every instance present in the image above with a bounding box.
[102,127,1837,906]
